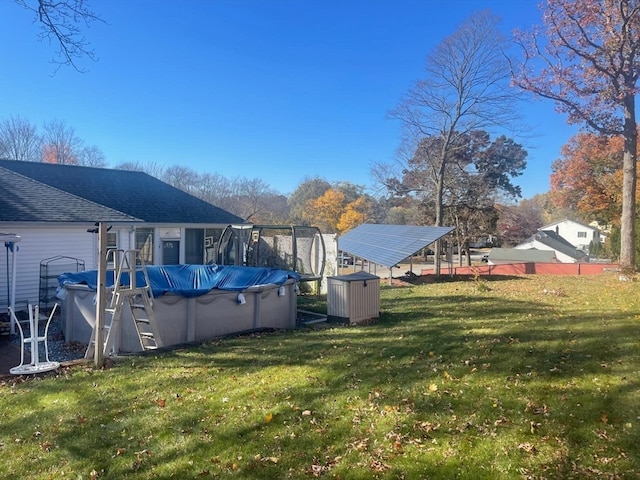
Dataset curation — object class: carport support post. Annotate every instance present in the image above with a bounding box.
[94,222,107,368]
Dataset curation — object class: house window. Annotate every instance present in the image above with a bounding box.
[136,228,154,264]
[106,232,117,250]
[104,231,118,267]
[577,231,587,238]
[185,228,224,264]
[185,229,204,264]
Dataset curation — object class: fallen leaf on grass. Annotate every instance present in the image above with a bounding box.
[112,447,126,458]
[518,442,536,454]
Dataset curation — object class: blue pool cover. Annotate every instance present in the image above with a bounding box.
[58,265,301,298]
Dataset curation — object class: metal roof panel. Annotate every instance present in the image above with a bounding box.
[338,223,453,268]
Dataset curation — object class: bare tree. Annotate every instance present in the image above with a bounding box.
[0,115,42,161]
[78,144,107,167]
[196,172,235,211]
[42,119,83,164]
[14,0,104,72]
[513,0,639,273]
[232,177,278,222]
[114,160,165,178]
[387,10,522,274]
[258,194,291,225]
[161,165,201,195]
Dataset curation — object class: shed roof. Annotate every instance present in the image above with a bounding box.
[338,223,453,268]
[0,159,245,224]
[489,248,556,263]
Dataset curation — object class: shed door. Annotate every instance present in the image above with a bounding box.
[162,240,180,265]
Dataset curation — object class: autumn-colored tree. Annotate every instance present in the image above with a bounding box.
[496,199,545,247]
[337,197,372,234]
[550,131,640,225]
[42,119,83,164]
[513,0,639,271]
[304,189,346,234]
[302,188,374,234]
[288,177,331,225]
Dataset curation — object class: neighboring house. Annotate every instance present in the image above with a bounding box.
[0,159,245,311]
[589,220,610,244]
[487,247,557,265]
[540,219,601,252]
[515,230,589,263]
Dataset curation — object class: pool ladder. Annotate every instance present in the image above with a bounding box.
[85,249,162,359]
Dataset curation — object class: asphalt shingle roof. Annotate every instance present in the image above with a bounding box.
[0,167,140,223]
[534,230,588,260]
[0,159,245,224]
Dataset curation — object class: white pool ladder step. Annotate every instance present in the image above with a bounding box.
[85,249,162,359]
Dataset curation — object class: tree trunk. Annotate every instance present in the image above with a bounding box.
[619,97,637,274]
[434,154,447,277]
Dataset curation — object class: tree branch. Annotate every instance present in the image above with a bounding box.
[15,0,105,73]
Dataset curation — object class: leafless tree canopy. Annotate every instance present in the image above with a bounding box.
[390,10,521,143]
[78,144,107,167]
[14,0,104,72]
[42,119,84,164]
[0,115,42,161]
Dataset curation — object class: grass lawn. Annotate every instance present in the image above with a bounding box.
[1,274,639,479]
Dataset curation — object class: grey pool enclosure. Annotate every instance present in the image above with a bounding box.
[217,224,326,283]
[59,224,327,356]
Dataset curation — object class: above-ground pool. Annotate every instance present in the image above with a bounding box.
[58,265,300,354]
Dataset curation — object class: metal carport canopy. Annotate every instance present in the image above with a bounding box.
[338,223,453,268]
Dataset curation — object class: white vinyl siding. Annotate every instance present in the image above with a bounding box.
[0,225,136,311]
[0,226,95,310]
[544,220,599,252]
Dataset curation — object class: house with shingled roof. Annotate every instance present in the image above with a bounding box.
[515,229,589,263]
[0,159,246,311]
[539,219,601,253]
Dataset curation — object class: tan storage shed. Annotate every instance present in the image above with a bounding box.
[327,272,380,324]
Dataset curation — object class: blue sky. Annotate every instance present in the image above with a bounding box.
[0,0,579,199]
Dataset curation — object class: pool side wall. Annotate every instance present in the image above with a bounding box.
[60,279,298,353]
